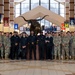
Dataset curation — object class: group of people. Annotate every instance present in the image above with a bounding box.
[0,30,75,60]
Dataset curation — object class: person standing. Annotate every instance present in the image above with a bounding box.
[20,32,28,59]
[11,31,20,60]
[37,32,45,60]
[61,32,70,60]
[28,31,37,60]
[9,32,12,59]
[45,32,53,60]
[4,33,11,59]
[53,32,61,60]
[66,31,71,59]
[71,32,75,60]
[0,31,4,59]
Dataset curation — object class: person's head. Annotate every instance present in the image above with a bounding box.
[62,32,67,36]
[19,33,22,38]
[40,31,43,35]
[48,32,51,37]
[73,31,75,35]
[0,31,2,35]
[4,33,6,36]
[13,31,17,36]
[71,32,74,36]
[9,32,12,38]
[53,32,56,36]
[45,32,48,37]
[67,31,71,36]
[22,32,26,37]
[30,31,34,35]
[51,32,55,36]
[6,32,9,37]
[56,32,59,36]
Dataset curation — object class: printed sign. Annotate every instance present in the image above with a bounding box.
[70,18,75,25]
[14,23,18,29]
[64,21,69,28]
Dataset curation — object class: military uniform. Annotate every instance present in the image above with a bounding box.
[53,35,61,60]
[37,34,45,60]
[0,35,4,59]
[11,35,20,59]
[28,35,37,60]
[4,36,11,59]
[71,35,75,59]
[45,36,53,60]
[20,36,28,59]
[68,35,72,59]
[61,36,69,60]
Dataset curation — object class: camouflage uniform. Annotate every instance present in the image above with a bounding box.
[68,35,72,59]
[0,35,4,59]
[53,36,61,60]
[61,36,69,60]
[71,35,75,59]
[4,36,11,59]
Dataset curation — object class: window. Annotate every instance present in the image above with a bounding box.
[14,0,65,18]
[60,4,64,17]
[21,3,29,14]
[31,0,39,9]
[31,3,39,9]
[21,0,29,14]
[22,0,29,3]
[15,4,20,17]
[50,0,59,14]
[60,13,64,17]
[15,13,20,17]
[50,0,58,3]
[41,0,49,9]
[31,0,39,3]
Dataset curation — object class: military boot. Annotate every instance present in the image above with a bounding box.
[58,56,61,60]
[62,56,65,60]
[72,56,74,60]
[66,56,69,60]
[69,56,71,60]
[54,55,57,60]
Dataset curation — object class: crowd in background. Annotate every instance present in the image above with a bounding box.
[0,30,75,60]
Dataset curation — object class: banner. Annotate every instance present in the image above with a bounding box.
[14,23,18,29]
[61,23,65,30]
[64,21,69,28]
[3,17,9,26]
[10,21,14,28]
[0,14,2,24]
[70,18,75,25]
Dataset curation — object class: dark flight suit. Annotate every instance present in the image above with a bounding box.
[11,35,20,59]
[20,36,28,59]
[28,35,37,60]
[37,35,45,60]
[45,36,53,60]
